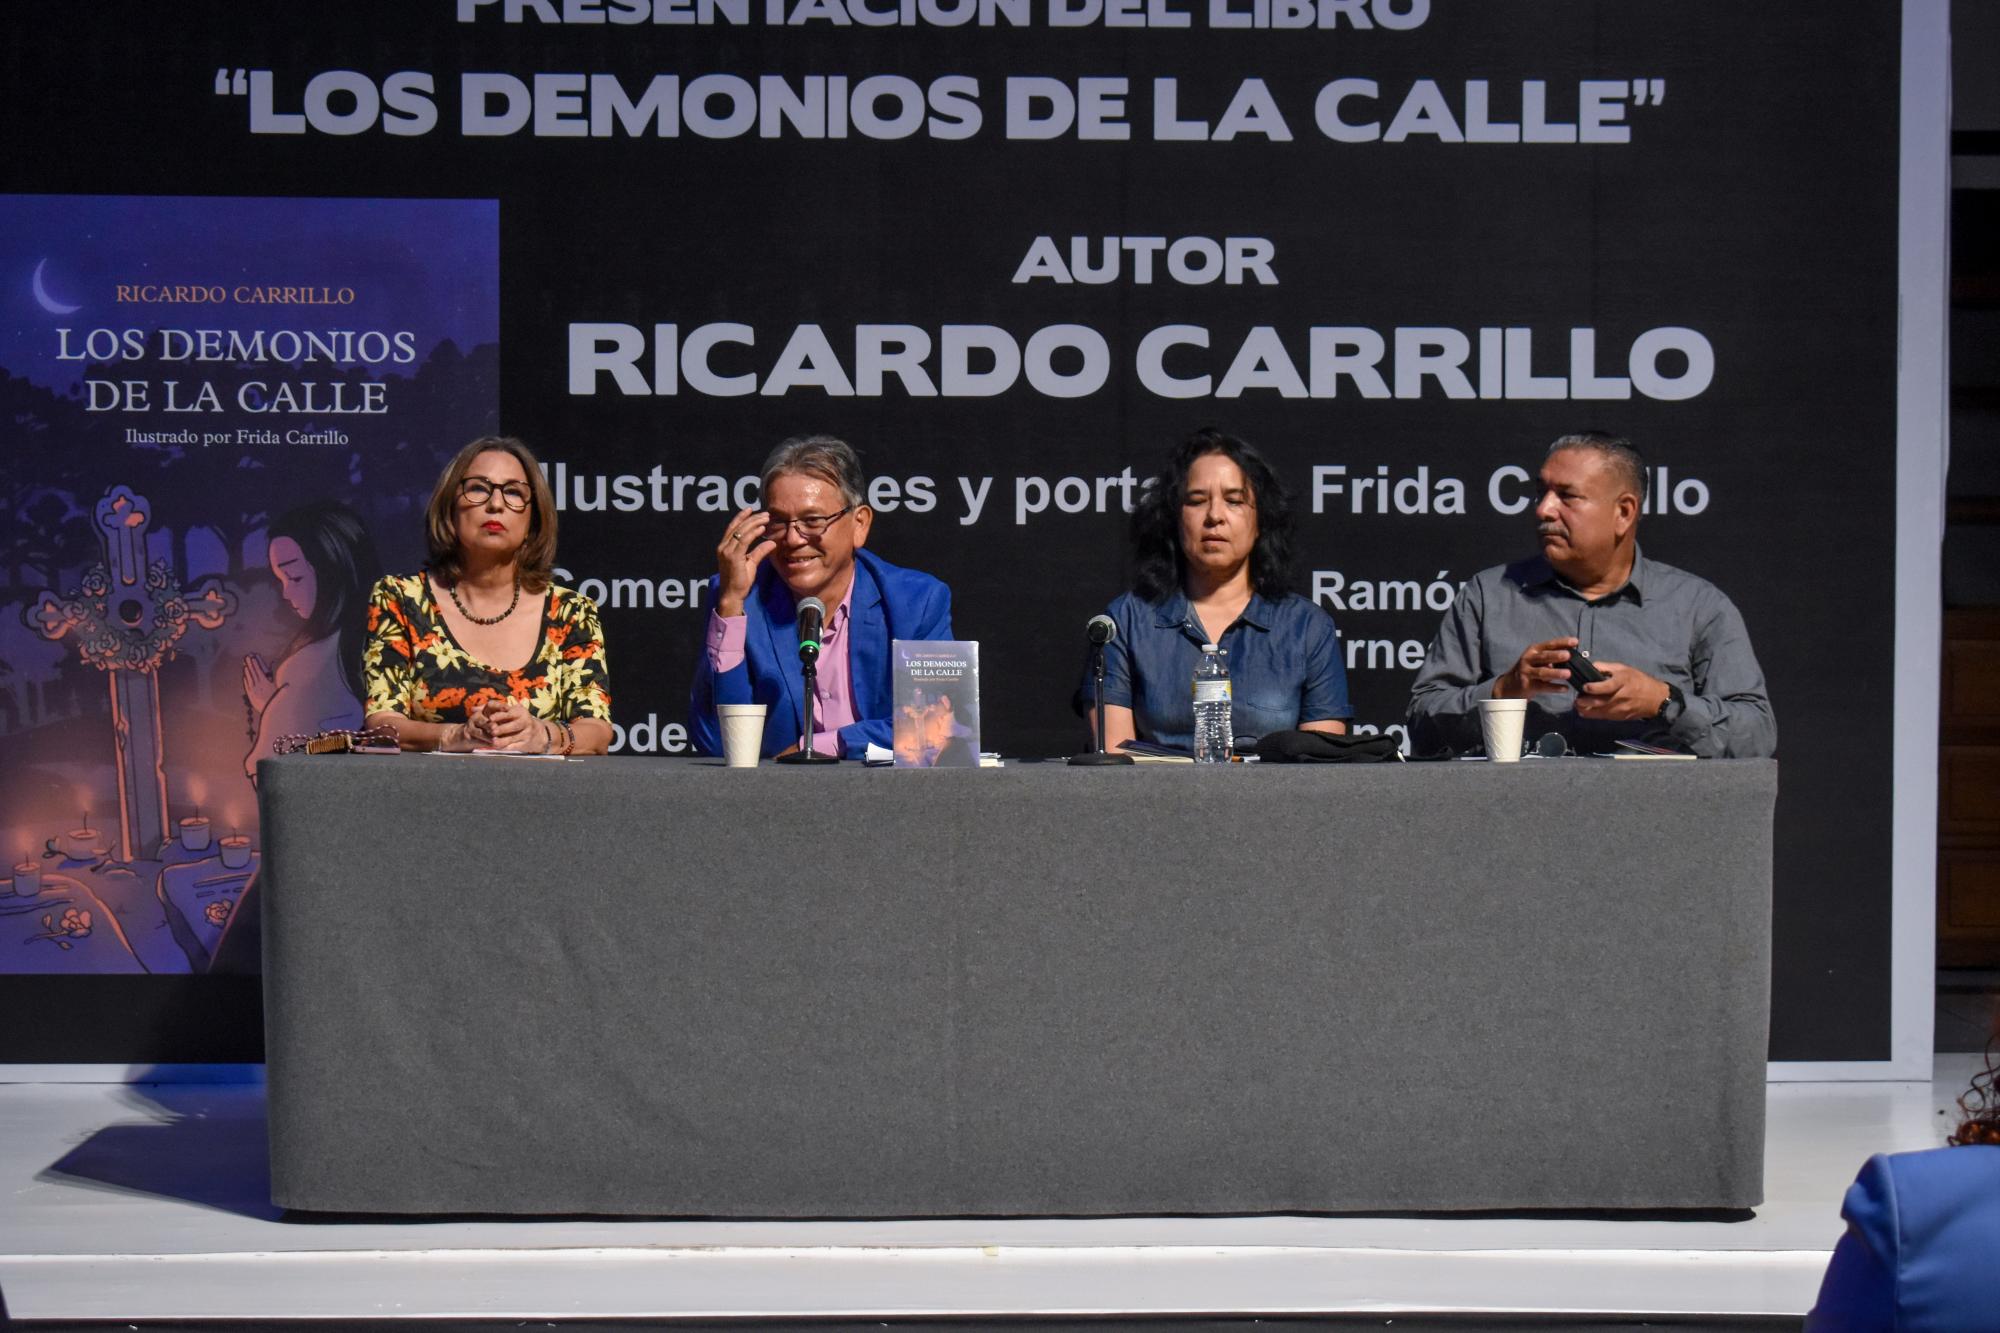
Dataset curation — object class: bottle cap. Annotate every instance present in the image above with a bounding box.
[1202,643,1218,652]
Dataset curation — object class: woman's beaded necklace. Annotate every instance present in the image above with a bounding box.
[447,576,520,626]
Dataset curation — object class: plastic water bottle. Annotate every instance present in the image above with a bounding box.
[1192,643,1233,763]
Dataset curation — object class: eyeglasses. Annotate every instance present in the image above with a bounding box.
[764,505,855,539]
[459,477,534,512]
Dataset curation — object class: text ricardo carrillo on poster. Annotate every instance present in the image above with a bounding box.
[565,227,1717,405]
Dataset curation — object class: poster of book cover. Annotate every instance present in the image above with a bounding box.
[892,641,980,769]
[0,195,497,976]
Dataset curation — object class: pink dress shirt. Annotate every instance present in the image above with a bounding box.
[705,579,858,755]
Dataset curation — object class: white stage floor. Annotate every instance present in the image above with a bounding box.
[0,1058,1980,1323]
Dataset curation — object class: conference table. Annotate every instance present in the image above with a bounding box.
[259,754,1775,1216]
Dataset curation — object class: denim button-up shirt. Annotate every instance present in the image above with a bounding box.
[1084,589,1352,751]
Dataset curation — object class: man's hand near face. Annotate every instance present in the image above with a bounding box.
[715,505,777,619]
[1574,662,1672,721]
[1493,636,1582,700]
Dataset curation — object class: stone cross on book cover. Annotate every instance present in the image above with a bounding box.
[891,641,979,769]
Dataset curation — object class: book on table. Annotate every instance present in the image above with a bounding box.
[892,640,980,768]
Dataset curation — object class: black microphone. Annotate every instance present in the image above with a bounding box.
[1070,613,1132,766]
[776,594,838,765]
[795,596,826,662]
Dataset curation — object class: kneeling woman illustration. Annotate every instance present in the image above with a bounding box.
[218,500,381,977]
[243,500,383,781]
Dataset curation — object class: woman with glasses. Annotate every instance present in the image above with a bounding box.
[690,433,954,759]
[362,436,612,754]
[1080,427,1351,754]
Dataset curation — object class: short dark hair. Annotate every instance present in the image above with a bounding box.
[1131,427,1295,603]
[1548,431,1647,506]
[424,436,559,593]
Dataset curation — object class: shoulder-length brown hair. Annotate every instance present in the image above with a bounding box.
[424,436,558,593]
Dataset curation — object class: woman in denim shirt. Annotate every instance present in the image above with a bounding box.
[1086,428,1352,753]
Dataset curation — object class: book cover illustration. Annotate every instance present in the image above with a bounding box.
[892,640,979,769]
[0,194,498,976]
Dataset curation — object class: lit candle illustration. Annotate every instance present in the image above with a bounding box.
[218,830,252,870]
[179,804,212,852]
[9,850,38,898]
[62,811,97,859]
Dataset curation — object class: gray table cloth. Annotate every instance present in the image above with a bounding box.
[260,755,1775,1216]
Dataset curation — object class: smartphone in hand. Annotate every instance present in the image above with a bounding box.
[1565,647,1607,685]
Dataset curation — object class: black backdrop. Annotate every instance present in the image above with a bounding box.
[1,1,1903,1062]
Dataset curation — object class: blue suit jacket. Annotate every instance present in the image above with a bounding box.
[689,548,954,759]
[1806,1145,2000,1331]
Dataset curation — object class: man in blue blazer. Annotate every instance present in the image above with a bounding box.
[690,435,954,759]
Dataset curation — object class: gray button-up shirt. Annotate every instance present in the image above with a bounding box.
[1406,548,1776,758]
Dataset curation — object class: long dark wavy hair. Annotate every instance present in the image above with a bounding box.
[1131,427,1295,603]
[267,500,383,706]
[1950,1011,2000,1147]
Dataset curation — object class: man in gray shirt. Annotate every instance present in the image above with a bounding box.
[1407,432,1775,759]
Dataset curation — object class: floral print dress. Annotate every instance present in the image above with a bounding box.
[362,574,611,724]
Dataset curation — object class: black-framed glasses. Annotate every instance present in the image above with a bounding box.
[764,505,854,539]
[460,477,534,512]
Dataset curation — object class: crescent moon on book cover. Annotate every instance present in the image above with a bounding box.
[32,258,82,315]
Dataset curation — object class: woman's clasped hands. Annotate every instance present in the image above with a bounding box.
[456,697,559,753]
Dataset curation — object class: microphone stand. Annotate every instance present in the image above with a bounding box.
[775,643,839,766]
[1068,639,1133,766]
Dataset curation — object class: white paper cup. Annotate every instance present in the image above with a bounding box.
[717,704,768,769]
[1477,698,1529,763]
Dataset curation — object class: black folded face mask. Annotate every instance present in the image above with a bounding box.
[1253,729,1405,763]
